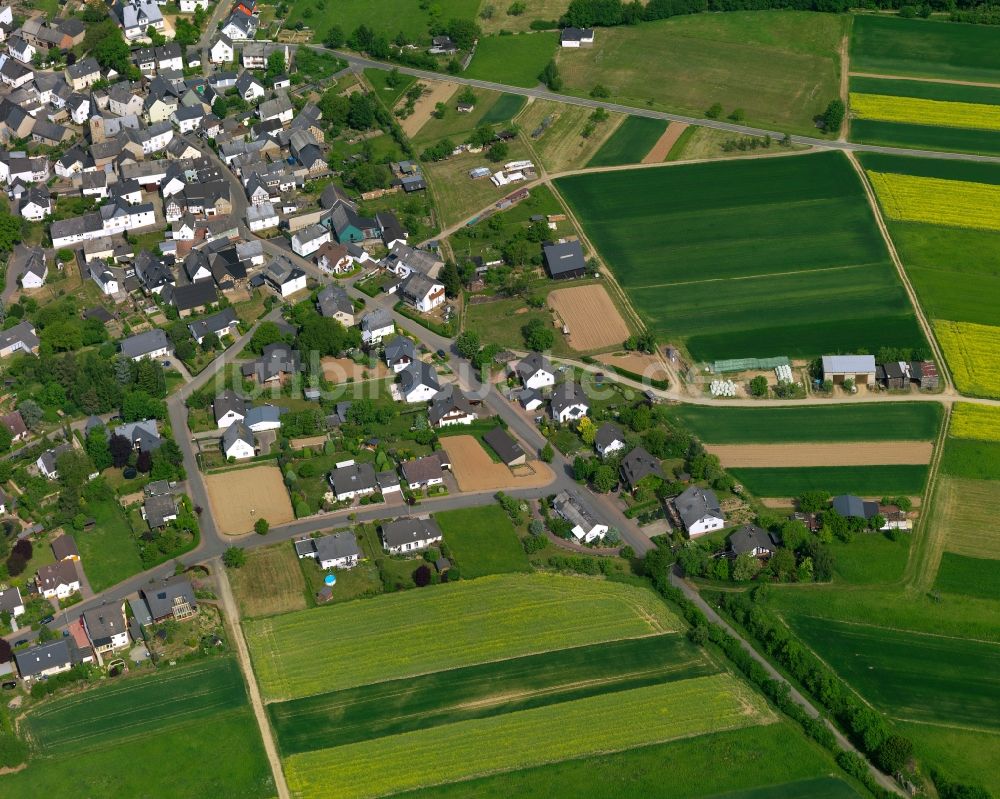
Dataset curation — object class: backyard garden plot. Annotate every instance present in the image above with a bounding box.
[788,615,1000,730]
[586,116,667,167]
[934,553,1000,601]
[245,573,680,701]
[707,442,932,468]
[867,172,1000,232]
[850,15,1000,83]
[205,465,295,535]
[283,674,774,799]
[672,403,942,444]
[547,284,632,351]
[269,634,714,755]
[934,320,1000,398]
[556,12,844,135]
[229,542,308,618]
[435,504,530,578]
[728,465,928,498]
[556,152,924,360]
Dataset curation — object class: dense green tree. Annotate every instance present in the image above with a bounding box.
[347,92,376,130]
[822,99,845,132]
[223,546,246,568]
[266,50,286,78]
[323,25,345,48]
[539,59,562,91]
[86,427,112,472]
[439,260,462,298]
[592,465,617,492]
[447,18,481,49]
[522,317,554,351]
[455,331,480,359]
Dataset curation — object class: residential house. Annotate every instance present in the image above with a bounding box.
[242,342,301,384]
[141,576,197,622]
[0,585,24,619]
[247,201,278,231]
[831,494,880,520]
[595,422,626,459]
[316,284,354,326]
[620,446,663,492]
[384,335,416,373]
[221,11,257,40]
[515,353,555,390]
[188,307,239,345]
[210,33,234,63]
[428,385,478,428]
[114,419,162,453]
[15,639,73,682]
[242,41,290,69]
[258,94,293,124]
[360,308,394,346]
[400,361,440,403]
[14,245,47,288]
[114,0,165,39]
[326,199,379,244]
[291,224,330,258]
[264,256,307,297]
[244,405,282,432]
[36,560,81,599]
[428,35,457,54]
[383,242,443,279]
[728,524,781,559]
[88,261,120,297]
[552,490,608,543]
[0,410,27,442]
[36,443,71,479]
[483,426,526,466]
[142,490,178,528]
[18,186,51,221]
[222,420,256,460]
[821,354,876,387]
[120,328,172,361]
[328,461,378,502]
[235,70,265,102]
[398,271,445,313]
[673,485,725,537]
[50,535,80,562]
[294,531,361,569]
[65,57,101,90]
[401,450,450,490]
[82,605,130,655]
[560,27,595,46]
[543,240,587,280]
[213,389,246,428]
[0,320,40,357]
[550,382,589,424]
[169,281,220,317]
[380,517,443,554]
[315,242,353,274]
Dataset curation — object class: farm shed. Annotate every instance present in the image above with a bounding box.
[543,240,587,280]
[483,426,526,466]
[911,360,939,389]
[821,355,876,386]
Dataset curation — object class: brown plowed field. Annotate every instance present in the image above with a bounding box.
[400,80,459,137]
[643,122,688,163]
[205,465,295,535]
[441,435,554,492]
[547,285,630,351]
[707,442,933,468]
[597,351,670,382]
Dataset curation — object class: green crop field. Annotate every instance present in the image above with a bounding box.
[245,573,679,700]
[285,0,480,44]
[403,724,857,799]
[941,437,1000,481]
[480,93,527,125]
[269,634,714,755]
[555,152,925,361]
[671,403,941,444]
[464,33,557,87]
[587,117,667,167]
[4,658,273,799]
[789,616,1000,729]
[934,552,1000,601]
[26,658,247,753]
[284,674,774,799]
[850,119,1000,157]
[851,75,1000,105]
[556,11,845,136]
[850,15,1000,83]
[900,722,1000,799]
[435,505,531,577]
[930,475,1000,560]
[857,153,1000,184]
[728,465,928,498]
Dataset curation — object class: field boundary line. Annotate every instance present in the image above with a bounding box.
[849,71,1000,90]
[892,718,1000,735]
[793,611,1000,647]
[838,19,852,142]
[902,401,952,593]
[629,261,877,290]
[845,151,954,392]
[215,558,291,799]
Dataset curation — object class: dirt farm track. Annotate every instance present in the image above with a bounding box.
[547,285,631,351]
[204,465,296,535]
[706,442,934,468]
[440,435,555,492]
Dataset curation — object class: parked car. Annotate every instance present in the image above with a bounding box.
[40,614,54,625]
[1,681,16,690]
[13,639,28,647]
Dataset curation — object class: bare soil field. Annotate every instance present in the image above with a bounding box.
[707,442,934,468]
[643,122,688,163]
[547,285,631,351]
[400,81,459,137]
[229,543,308,618]
[205,466,295,535]
[440,435,554,492]
[596,351,670,382]
[290,435,327,450]
[321,356,391,382]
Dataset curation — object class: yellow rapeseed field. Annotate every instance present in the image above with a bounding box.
[284,674,775,799]
[934,320,1000,398]
[950,403,1000,443]
[867,172,1000,232]
[850,92,1000,131]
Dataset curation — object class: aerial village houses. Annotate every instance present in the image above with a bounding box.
[552,490,608,543]
[294,531,361,570]
[380,517,443,554]
[673,485,725,536]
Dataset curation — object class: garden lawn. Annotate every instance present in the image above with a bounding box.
[587,116,667,167]
[269,634,713,754]
[671,403,941,444]
[230,543,309,618]
[787,615,1000,730]
[933,553,1000,601]
[557,11,845,135]
[435,504,530,577]
[556,152,925,361]
[850,15,1000,83]
[464,32,558,87]
[412,87,506,147]
[398,723,857,799]
[74,499,144,593]
[728,465,927,498]
[364,68,417,107]
[244,572,679,700]
[829,533,910,586]
[283,674,774,799]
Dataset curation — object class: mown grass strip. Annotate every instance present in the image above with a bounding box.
[269,634,714,755]
[245,573,680,701]
[284,674,774,799]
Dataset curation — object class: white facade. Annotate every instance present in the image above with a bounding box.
[553,402,589,425]
[180,0,209,10]
[523,368,554,391]
[403,383,437,404]
[210,38,233,64]
[216,409,244,429]
[247,202,278,232]
[224,435,255,460]
[276,272,307,297]
[362,322,394,346]
[688,515,725,537]
[41,576,80,600]
[19,265,47,289]
[291,228,330,257]
[20,199,49,222]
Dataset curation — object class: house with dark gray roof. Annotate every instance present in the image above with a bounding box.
[317,284,354,325]
[728,524,781,558]
[328,461,378,502]
[141,576,196,622]
[595,422,626,459]
[552,490,608,543]
[188,307,238,344]
[222,420,256,460]
[550,382,589,424]
[543,240,587,280]
[384,335,417,373]
[120,328,172,361]
[515,352,555,390]
[168,280,219,317]
[380,517,443,554]
[83,604,129,654]
[832,494,879,520]
[294,531,361,569]
[483,426,526,466]
[428,385,478,428]
[400,451,450,490]
[673,485,724,537]
[143,493,179,528]
[15,639,73,681]
[0,320,40,357]
[241,343,301,384]
[214,389,246,428]
[620,446,663,491]
[399,361,440,403]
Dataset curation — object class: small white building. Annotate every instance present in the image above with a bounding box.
[291,224,330,258]
[247,202,278,232]
[560,27,595,47]
[210,34,234,64]
[360,308,394,346]
[595,422,627,459]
